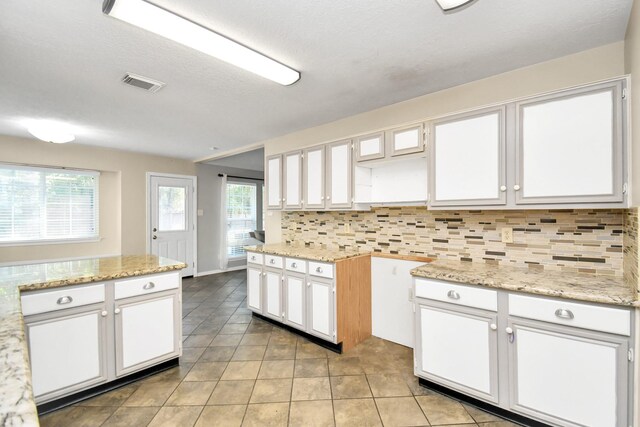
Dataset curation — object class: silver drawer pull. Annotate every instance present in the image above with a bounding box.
[143,282,155,290]
[292,262,298,268]
[316,267,323,273]
[251,256,256,261]
[270,259,276,264]
[447,290,460,300]
[555,308,574,319]
[56,296,73,305]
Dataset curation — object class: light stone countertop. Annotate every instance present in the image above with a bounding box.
[0,255,186,427]
[245,243,368,262]
[411,260,638,307]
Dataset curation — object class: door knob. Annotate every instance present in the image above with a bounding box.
[152,227,157,232]
[153,235,157,240]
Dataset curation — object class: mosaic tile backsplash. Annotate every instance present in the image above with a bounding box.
[624,209,639,288]
[283,208,631,278]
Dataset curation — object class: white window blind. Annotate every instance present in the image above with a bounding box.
[226,182,257,258]
[0,164,99,244]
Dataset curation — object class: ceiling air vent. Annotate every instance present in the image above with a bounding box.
[121,73,166,93]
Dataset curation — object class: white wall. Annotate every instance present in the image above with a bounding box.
[196,163,264,274]
[262,42,626,243]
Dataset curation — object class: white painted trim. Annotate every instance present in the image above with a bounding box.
[194,143,265,164]
[146,172,198,275]
[195,265,246,277]
[0,253,121,267]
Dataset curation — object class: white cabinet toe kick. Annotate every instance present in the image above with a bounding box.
[413,277,635,427]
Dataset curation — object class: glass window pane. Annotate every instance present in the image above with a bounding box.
[226,182,257,258]
[158,186,186,231]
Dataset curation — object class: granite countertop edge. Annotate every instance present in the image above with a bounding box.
[0,255,186,427]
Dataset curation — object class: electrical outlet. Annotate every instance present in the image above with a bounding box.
[344,222,352,234]
[502,227,513,243]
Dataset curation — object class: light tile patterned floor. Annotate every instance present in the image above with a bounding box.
[40,270,519,427]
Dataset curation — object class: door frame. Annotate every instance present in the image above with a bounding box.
[146,172,198,276]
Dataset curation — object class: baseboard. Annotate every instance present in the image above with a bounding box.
[0,253,122,267]
[195,266,246,277]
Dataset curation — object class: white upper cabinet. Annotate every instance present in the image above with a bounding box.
[430,107,506,206]
[303,145,326,210]
[266,155,283,210]
[283,151,303,209]
[355,133,385,162]
[389,124,424,157]
[326,140,353,209]
[515,81,624,204]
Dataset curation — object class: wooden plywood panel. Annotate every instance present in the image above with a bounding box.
[336,255,372,351]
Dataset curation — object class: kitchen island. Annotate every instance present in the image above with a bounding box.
[0,255,185,427]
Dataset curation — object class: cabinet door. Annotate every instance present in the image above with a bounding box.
[284,273,306,331]
[508,319,628,427]
[303,145,325,209]
[415,301,499,403]
[26,305,108,401]
[430,107,506,206]
[355,133,385,162]
[284,151,303,209]
[263,269,283,321]
[308,279,335,343]
[515,81,624,204]
[116,292,179,376]
[247,267,263,313]
[326,140,353,209]
[389,124,424,157]
[266,154,283,210]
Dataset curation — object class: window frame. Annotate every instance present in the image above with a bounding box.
[226,179,259,260]
[0,164,100,246]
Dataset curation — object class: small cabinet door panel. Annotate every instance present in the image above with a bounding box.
[284,151,302,209]
[304,145,325,209]
[430,107,506,206]
[515,82,624,204]
[116,293,178,376]
[27,306,108,400]
[284,274,306,331]
[389,124,424,157]
[247,267,262,313]
[264,270,282,321]
[356,133,385,162]
[508,320,627,427]
[326,140,352,209]
[266,155,283,209]
[416,302,499,403]
[308,279,335,342]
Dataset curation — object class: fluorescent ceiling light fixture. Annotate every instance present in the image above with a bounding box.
[102,0,301,86]
[27,120,75,144]
[435,0,475,11]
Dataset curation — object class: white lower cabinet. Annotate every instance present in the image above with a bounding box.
[416,302,499,403]
[308,279,335,342]
[264,269,283,321]
[25,304,108,402]
[115,292,180,377]
[508,319,629,427]
[414,278,633,427]
[247,266,263,312]
[284,273,306,331]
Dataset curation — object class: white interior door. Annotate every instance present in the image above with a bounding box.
[150,175,195,276]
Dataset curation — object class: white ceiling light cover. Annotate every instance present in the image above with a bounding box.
[27,120,76,143]
[435,0,475,11]
[102,0,300,85]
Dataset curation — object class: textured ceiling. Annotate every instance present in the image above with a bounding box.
[0,0,633,160]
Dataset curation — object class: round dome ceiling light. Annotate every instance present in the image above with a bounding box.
[27,120,76,144]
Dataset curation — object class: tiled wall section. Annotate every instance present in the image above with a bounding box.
[282,208,628,277]
[624,208,639,289]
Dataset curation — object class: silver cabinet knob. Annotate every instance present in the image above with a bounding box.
[555,308,574,319]
[292,262,298,268]
[57,296,73,305]
[500,185,507,192]
[446,290,460,300]
[114,308,121,314]
[490,323,497,331]
[316,267,323,273]
[251,255,256,261]
[101,310,108,317]
[143,282,155,290]
[270,259,276,264]
[513,184,521,191]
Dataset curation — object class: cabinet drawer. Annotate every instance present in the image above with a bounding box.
[22,284,105,316]
[414,278,497,312]
[247,252,264,265]
[264,255,283,269]
[509,294,631,336]
[285,258,307,274]
[308,261,334,279]
[115,272,179,300]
